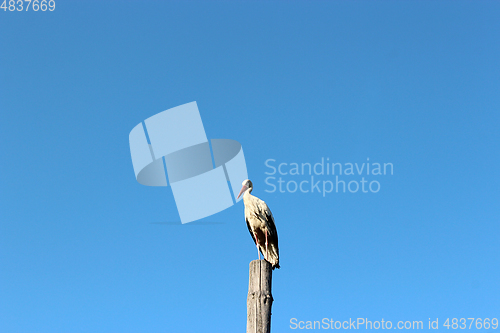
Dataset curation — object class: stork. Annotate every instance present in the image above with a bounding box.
[237,179,280,269]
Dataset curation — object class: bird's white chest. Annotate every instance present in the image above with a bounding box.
[243,195,268,231]
[246,213,267,230]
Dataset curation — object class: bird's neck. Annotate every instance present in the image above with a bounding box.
[242,189,254,202]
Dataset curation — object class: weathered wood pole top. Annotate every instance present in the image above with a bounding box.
[247,260,274,333]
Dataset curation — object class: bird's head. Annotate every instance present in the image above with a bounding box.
[237,179,253,199]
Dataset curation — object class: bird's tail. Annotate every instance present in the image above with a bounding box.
[262,244,280,269]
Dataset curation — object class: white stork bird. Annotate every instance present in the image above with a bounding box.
[237,179,280,269]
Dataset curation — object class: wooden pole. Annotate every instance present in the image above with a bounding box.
[247,259,274,333]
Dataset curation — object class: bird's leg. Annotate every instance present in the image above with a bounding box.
[265,229,268,261]
[254,232,261,260]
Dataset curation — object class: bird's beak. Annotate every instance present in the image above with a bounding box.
[237,185,248,199]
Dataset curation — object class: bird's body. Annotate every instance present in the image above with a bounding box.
[238,180,280,269]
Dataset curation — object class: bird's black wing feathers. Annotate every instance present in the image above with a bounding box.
[255,199,278,245]
[264,210,279,246]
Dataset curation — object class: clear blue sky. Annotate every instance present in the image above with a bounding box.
[1,1,499,332]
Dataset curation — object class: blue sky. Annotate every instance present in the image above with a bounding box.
[1,1,499,332]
